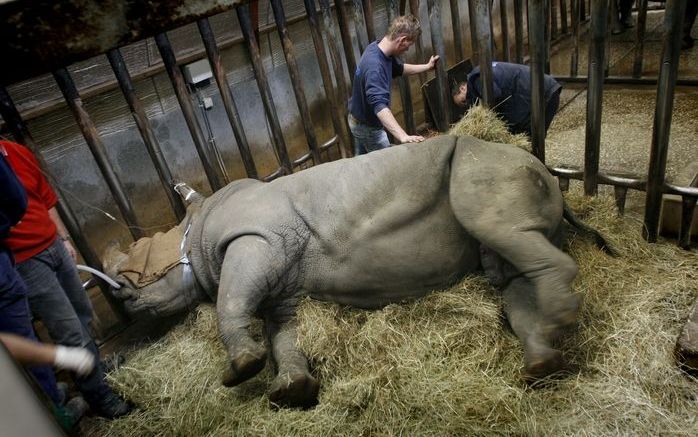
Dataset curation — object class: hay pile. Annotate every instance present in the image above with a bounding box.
[448,104,532,152]
[84,107,698,436]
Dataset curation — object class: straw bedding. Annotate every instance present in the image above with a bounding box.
[84,108,697,436]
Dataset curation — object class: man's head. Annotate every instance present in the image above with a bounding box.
[386,15,421,55]
[452,82,468,107]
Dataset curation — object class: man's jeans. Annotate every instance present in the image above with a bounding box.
[348,114,390,155]
[17,239,113,408]
[0,250,61,405]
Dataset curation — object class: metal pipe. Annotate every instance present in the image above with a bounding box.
[52,68,144,240]
[632,0,649,78]
[554,76,698,86]
[514,0,525,63]
[236,3,293,175]
[427,0,450,131]
[106,49,187,221]
[335,0,358,77]
[583,0,609,195]
[551,0,558,39]
[545,0,552,74]
[388,0,416,134]
[409,0,428,85]
[270,0,322,165]
[362,0,377,42]
[304,0,352,158]
[154,32,226,191]
[679,196,696,249]
[500,0,511,61]
[0,86,130,322]
[528,0,547,162]
[197,18,258,179]
[570,0,580,76]
[644,0,688,242]
[449,0,465,62]
[560,0,569,34]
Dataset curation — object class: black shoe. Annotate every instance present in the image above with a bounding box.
[682,36,695,50]
[620,17,634,29]
[611,25,625,35]
[55,396,89,430]
[93,393,132,419]
[101,352,126,373]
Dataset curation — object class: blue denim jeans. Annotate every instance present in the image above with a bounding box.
[348,114,390,155]
[0,250,61,405]
[16,239,114,408]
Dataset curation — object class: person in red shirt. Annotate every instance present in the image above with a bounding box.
[2,140,131,419]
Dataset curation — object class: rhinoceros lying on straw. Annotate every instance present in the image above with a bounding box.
[104,135,610,408]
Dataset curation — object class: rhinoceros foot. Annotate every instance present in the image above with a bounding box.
[222,346,267,387]
[269,372,320,409]
[523,345,564,382]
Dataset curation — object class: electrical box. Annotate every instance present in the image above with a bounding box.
[183,59,213,86]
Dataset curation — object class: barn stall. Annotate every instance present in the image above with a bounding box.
[0,0,696,435]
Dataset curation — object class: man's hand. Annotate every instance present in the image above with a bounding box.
[62,238,78,262]
[427,55,440,70]
[398,134,425,144]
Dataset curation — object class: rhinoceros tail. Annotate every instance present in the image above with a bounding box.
[562,202,617,256]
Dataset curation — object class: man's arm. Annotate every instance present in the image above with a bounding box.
[376,108,424,144]
[402,55,439,76]
[0,333,95,376]
[48,207,78,261]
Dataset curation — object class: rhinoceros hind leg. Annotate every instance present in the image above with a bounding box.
[503,277,565,381]
[266,317,319,409]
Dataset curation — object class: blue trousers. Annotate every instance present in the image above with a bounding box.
[16,239,114,409]
[0,250,61,405]
[348,114,390,155]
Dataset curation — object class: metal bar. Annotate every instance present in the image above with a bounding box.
[107,49,187,221]
[154,32,226,191]
[528,0,547,162]
[473,0,495,107]
[468,0,481,61]
[197,18,258,179]
[363,0,377,42]
[632,0,649,78]
[570,0,580,76]
[353,0,370,52]
[583,0,609,195]
[409,0,428,85]
[560,0,569,34]
[236,3,293,175]
[304,0,352,158]
[335,0,358,77]
[52,68,144,240]
[388,0,416,134]
[500,0,511,61]
[450,0,465,62]
[551,0,558,39]
[644,0,688,242]
[427,0,450,131]
[319,0,351,102]
[614,185,628,215]
[679,196,696,249]
[514,0,525,63]
[270,0,322,165]
[0,86,130,322]
[554,76,698,86]
[545,0,552,74]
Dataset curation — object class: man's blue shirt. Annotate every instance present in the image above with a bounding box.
[348,42,404,128]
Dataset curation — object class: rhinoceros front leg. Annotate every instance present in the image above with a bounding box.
[217,236,278,387]
[266,315,319,409]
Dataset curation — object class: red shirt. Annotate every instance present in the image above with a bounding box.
[1,141,58,263]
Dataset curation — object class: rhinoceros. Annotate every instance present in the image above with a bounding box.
[104,135,609,408]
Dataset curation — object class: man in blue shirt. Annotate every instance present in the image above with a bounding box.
[451,62,562,138]
[348,15,439,155]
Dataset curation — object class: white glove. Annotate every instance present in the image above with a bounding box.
[54,346,96,377]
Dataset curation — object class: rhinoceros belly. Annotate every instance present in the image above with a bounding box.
[303,199,481,309]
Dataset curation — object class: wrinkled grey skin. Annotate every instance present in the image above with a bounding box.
[105,135,581,408]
